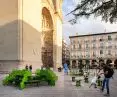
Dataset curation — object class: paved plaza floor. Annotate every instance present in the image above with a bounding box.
[0,70,117,97]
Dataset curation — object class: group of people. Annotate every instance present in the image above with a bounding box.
[63,61,114,96]
[25,65,32,72]
[89,62,114,96]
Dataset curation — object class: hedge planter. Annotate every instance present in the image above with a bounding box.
[3,68,58,89]
[76,80,81,87]
[72,77,75,82]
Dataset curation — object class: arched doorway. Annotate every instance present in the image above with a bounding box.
[99,58,104,63]
[106,59,112,65]
[72,60,76,68]
[41,7,53,67]
[91,59,97,68]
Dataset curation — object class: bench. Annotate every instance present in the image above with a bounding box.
[24,79,50,86]
[24,80,41,86]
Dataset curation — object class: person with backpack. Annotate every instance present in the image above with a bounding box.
[99,63,114,96]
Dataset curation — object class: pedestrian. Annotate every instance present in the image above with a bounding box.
[25,65,28,70]
[89,73,98,88]
[63,62,69,75]
[29,65,32,72]
[100,63,114,96]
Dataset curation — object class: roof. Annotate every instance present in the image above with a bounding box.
[69,31,117,38]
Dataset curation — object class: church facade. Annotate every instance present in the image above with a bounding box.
[0,0,63,72]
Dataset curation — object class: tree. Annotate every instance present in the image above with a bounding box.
[67,0,117,24]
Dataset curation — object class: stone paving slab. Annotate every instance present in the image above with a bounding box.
[0,70,117,97]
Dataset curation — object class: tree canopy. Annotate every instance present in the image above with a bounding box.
[68,0,117,24]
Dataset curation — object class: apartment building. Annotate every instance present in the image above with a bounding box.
[69,32,117,68]
[62,40,70,66]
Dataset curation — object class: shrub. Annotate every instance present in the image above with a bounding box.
[3,69,25,86]
[35,68,58,86]
[3,69,32,89]
[20,71,32,89]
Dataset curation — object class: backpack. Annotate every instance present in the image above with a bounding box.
[109,68,114,77]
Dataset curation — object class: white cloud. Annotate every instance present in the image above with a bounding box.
[62,0,117,44]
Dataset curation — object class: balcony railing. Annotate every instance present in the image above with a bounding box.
[99,46,104,49]
[92,47,96,49]
[85,47,90,49]
[108,46,112,49]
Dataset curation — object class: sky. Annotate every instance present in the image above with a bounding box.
[62,0,117,44]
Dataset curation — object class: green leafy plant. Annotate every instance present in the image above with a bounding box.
[20,71,32,89]
[3,69,31,89]
[35,69,58,86]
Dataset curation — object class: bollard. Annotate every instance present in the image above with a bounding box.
[76,80,81,87]
[97,79,102,86]
[72,77,75,82]
[84,76,89,83]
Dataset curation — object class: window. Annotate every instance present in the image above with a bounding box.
[92,36,96,42]
[108,35,112,40]
[93,44,96,48]
[93,39,96,42]
[86,44,89,48]
[73,45,75,49]
[100,50,103,54]
[115,52,117,56]
[108,42,112,48]
[79,44,82,49]
[100,43,104,48]
[86,51,90,57]
[73,40,75,43]
[115,44,117,48]
[115,35,117,40]
[108,50,111,55]
[93,52,96,57]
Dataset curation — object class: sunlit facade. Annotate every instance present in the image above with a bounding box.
[0,0,63,72]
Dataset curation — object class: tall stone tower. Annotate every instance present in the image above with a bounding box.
[0,0,63,72]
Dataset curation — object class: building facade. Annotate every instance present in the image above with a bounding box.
[62,40,70,66]
[69,32,117,68]
[0,0,63,72]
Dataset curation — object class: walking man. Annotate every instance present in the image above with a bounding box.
[100,64,114,96]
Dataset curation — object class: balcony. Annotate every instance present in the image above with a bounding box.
[92,46,96,49]
[107,46,112,49]
[99,46,104,49]
[85,47,90,50]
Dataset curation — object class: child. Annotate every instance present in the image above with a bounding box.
[89,73,98,88]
